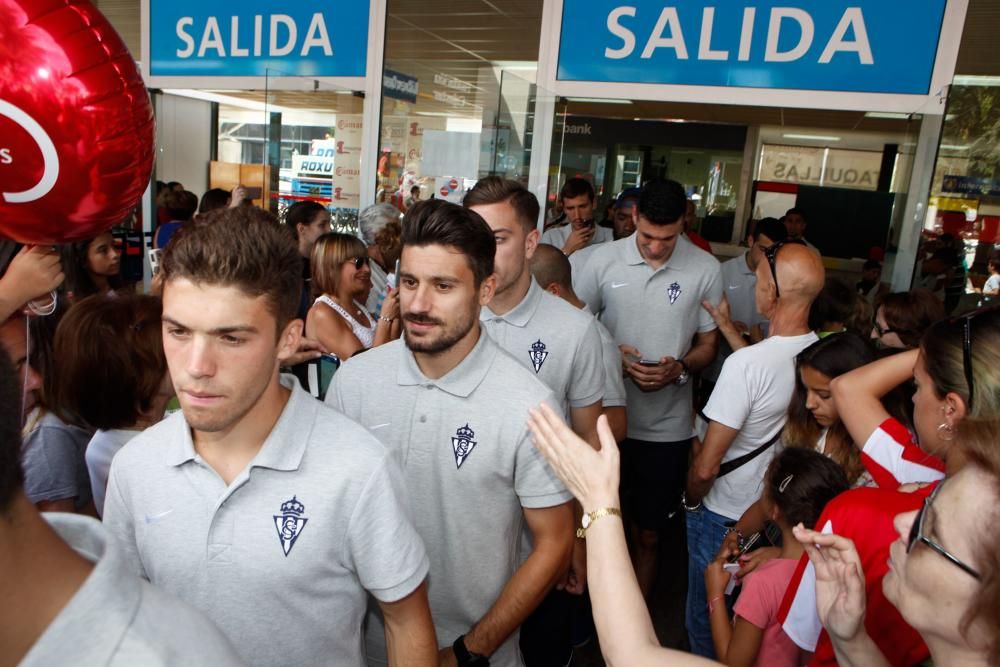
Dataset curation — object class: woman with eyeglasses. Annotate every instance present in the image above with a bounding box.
[870,289,945,351]
[777,304,1000,665]
[794,418,1000,667]
[306,233,400,361]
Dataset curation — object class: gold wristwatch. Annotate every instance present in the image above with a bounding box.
[577,507,622,538]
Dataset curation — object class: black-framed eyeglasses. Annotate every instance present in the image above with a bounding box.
[348,256,369,270]
[872,319,905,338]
[760,238,806,298]
[907,481,981,580]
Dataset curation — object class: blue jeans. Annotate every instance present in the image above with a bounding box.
[685,505,733,659]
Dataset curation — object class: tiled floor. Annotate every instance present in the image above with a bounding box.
[571,515,691,666]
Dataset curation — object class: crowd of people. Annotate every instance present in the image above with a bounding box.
[0,174,997,667]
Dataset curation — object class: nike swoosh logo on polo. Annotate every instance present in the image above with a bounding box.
[728,285,741,290]
[370,422,391,430]
[611,282,629,289]
[144,509,174,524]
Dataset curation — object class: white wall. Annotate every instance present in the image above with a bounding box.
[154,93,213,195]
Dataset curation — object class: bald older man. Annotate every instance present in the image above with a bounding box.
[682,240,824,658]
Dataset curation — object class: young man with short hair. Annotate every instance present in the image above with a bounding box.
[541,178,612,256]
[327,200,574,667]
[466,178,606,665]
[575,179,723,600]
[103,206,435,666]
[0,349,243,666]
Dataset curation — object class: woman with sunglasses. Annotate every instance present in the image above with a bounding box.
[778,305,1000,665]
[306,233,400,361]
[793,419,1000,667]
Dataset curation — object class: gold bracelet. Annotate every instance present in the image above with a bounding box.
[577,507,622,538]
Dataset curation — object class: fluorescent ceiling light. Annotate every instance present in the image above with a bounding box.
[782,133,841,142]
[865,112,911,119]
[952,75,1000,87]
[566,97,632,105]
[940,144,970,150]
[414,111,462,118]
[162,89,294,112]
[493,61,537,71]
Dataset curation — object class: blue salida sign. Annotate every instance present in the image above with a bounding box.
[557,1,949,94]
[149,0,370,77]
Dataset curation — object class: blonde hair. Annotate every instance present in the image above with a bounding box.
[311,233,367,296]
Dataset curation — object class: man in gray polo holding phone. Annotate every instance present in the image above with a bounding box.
[574,179,722,601]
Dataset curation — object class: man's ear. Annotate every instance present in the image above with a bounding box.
[524,227,540,260]
[277,318,304,361]
[479,273,497,306]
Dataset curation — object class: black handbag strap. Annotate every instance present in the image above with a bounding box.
[718,429,782,478]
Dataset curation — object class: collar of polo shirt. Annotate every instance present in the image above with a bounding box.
[165,375,312,473]
[397,329,498,398]
[624,230,693,272]
[480,278,544,328]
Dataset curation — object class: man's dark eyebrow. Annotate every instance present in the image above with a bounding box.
[162,317,259,336]
[399,272,460,283]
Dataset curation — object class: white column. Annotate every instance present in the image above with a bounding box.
[359,0,388,210]
[732,124,760,244]
[527,0,561,230]
[889,111,945,291]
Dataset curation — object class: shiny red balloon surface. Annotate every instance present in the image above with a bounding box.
[0,0,154,244]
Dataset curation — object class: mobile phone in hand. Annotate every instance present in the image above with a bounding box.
[638,359,660,367]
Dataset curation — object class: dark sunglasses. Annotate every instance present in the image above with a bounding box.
[907,481,981,580]
[948,304,998,411]
[760,238,806,298]
[347,256,369,270]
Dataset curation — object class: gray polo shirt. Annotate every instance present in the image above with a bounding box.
[327,333,572,667]
[704,252,767,382]
[593,315,627,408]
[541,223,613,252]
[481,279,604,411]
[22,513,242,666]
[102,376,428,666]
[575,233,723,442]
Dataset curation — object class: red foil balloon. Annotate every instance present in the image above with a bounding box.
[0,0,154,244]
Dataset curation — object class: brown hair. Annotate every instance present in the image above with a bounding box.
[402,200,495,286]
[311,233,368,296]
[374,221,402,269]
[877,289,946,349]
[463,176,540,233]
[954,418,1000,663]
[163,189,199,221]
[783,333,877,485]
[54,294,166,430]
[162,206,302,332]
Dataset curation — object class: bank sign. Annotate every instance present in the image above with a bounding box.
[147,0,369,78]
[557,1,948,95]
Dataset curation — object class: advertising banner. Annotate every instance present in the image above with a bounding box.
[146,0,370,79]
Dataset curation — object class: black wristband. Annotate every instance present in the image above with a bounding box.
[453,635,490,666]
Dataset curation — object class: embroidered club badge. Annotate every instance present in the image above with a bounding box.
[667,282,682,304]
[273,496,308,557]
[451,424,478,469]
[529,339,549,373]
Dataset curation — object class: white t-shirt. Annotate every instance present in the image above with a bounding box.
[984,274,1000,294]
[703,332,819,519]
[86,428,140,517]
